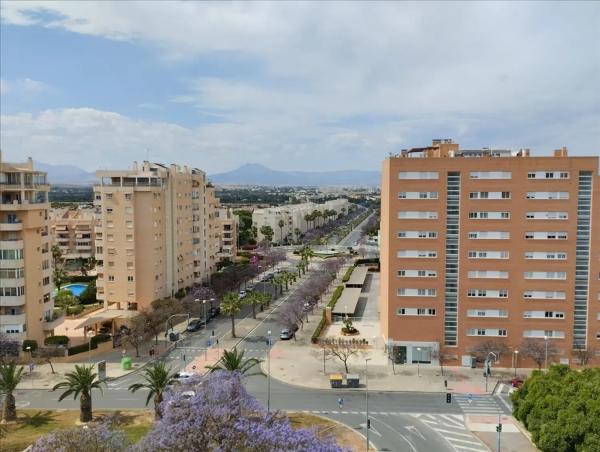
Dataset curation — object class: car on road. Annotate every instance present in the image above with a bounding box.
[173,371,194,380]
[186,319,204,332]
[280,328,294,340]
[239,290,247,299]
[208,306,220,318]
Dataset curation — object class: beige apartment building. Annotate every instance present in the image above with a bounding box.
[50,208,95,261]
[94,161,210,311]
[380,140,600,368]
[216,207,237,261]
[0,155,60,344]
[205,184,220,277]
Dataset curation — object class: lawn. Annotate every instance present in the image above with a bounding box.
[0,410,153,452]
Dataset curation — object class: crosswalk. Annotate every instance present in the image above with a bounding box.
[411,414,488,452]
[454,393,502,415]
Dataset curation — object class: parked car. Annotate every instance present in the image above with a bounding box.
[173,371,194,380]
[246,283,255,292]
[511,377,524,388]
[186,319,204,332]
[208,306,220,318]
[239,290,247,299]
[280,328,294,340]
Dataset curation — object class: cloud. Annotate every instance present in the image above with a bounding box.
[1,2,598,166]
[0,78,49,96]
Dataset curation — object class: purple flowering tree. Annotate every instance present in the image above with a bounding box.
[31,419,129,451]
[135,371,344,452]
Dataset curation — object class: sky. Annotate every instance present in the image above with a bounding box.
[0,1,598,173]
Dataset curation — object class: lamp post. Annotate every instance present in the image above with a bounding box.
[513,350,519,377]
[267,330,272,412]
[416,347,421,377]
[544,335,548,370]
[365,358,371,452]
[88,332,96,364]
[202,299,207,327]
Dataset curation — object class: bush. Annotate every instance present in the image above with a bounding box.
[341,266,354,282]
[91,334,111,347]
[68,342,91,356]
[327,286,344,308]
[66,304,84,315]
[67,275,96,283]
[311,315,326,344]
[22,339,38,352]
[174,288,186,300]
[79,281,97,305]
[44,335,69,346]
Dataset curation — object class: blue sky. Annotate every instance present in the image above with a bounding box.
[1,2,598,173]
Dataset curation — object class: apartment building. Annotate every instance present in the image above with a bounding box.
[94,161,209,311]
[380,140,600,368]
[253,198,351,244]
[0,155,60,344]
[50,208,96,261]
[215,207,237,261]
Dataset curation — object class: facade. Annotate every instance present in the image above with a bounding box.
[205,184,220,277]
[380,140,600,368]
[94,161,209,311]
[0,155,59,343]
[50,208,96,260]
[215,207,237,261]
[253,198,351,244]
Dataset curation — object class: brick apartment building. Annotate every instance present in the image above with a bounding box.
[380,140,599,368]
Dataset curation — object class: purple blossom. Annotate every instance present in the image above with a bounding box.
[31,419,129,451]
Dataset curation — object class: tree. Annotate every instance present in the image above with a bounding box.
[294,227,301,244]
[122,315,150,357]
[128,362,178,419]
[470,339,509,363]
[0,333,20,361]
[259,225,274,243]
[53,364,104,422]
[220,291,244,338]
[320,340,362,373]
[520,338,561,370]
[431,343,455,376]
[54,289,79,310]
[0,361,24,421]
[136,371,343,452]
[206,348,264,376]
[277,219,285,245]
[31,420,129,452]
[573,341,596,367]
[79,280,97,305]
[304,213,312,230]
[51,245,68,290]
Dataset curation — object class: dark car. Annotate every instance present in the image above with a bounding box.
[209,306,220,318]
[186,319,204,332]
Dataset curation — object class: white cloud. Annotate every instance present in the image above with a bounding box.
[0,78,48,96]
[1,2,598,166]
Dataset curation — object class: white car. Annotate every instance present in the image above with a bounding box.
[173,371,194,380]
[239,290,247,299]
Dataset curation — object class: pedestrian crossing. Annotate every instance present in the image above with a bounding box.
[411,414,488,452]
[453,393,502,415]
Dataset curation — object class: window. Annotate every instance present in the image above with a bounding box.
[468,270,508,279]
[397,269,437,277]
[469,211,510,220]
[397,250,438,258]
[0,268,25,279]
[0,249,24,260]
[467,289,508,298]
[469,191,511,199]
[108,275,115,282]
[524,271,567,280]
[126,234,133,242]
[105,193,113,199]
[127,276,134,282]
[523,291,566,300]
[397,231,438,239]
[524,251,567,260]
[398,171,438,179]
[397,308,436,316]
[397,288,437,297]
[470,171,512,179]
[43,276,50,286]
[126,221,133,229]
[125,193,132,200]
[468,250,509,259]
[107,234,114,242]
[525,231,568,240]
[526,191,569,200]
[126,249,134,256]
[467,309,508,318]
[527,171,569,179]
[468,231,510,240]
[106,208,113,214]
[398,191,438,199]
[523,330,565,339]
[526,211,568,220]
[467,328,508,337]
[398,211,438,219]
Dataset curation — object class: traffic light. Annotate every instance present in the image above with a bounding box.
[496,424,502,433]
[446,393,452,404]
[367,419,371,429]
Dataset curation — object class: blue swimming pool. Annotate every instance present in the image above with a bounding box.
[62,283,88,297]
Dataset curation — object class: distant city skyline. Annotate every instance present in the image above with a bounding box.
[1,2,598,173]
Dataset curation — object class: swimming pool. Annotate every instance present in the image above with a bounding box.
[61,283,88,297]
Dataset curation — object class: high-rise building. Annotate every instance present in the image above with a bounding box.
[380,140,600,368]
[215,207,237,261]
[94,161,209,311]
[0,154,60,344]
[50,208,96,261]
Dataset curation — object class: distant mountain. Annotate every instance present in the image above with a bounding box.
[210,163,380,187]
[36,162,95,185]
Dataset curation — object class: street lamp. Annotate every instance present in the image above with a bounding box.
[513,350,519,377]
[365,358,371,452]
[267,330,272,412]
[544,335,548,370]
[202,299,207,327]
[416,347,421,377]
[88,331,96,364]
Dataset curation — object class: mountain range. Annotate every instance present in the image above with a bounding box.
[210,163,380,186]
[39,162,380,187]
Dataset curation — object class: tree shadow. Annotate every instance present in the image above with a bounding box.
[17,410,56,429]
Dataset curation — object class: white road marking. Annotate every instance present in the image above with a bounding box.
[405,425,426,441]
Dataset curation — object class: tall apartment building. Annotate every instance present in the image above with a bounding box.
[380,140,599,368]
[253,198,351,244]
[94,161,209,311]
[215,207,237,261]
[50,208,96,261]
[205,184,220,277]
[0,155,60,344]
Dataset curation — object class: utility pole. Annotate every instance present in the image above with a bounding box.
[496,410,502,452]
[365,358,371,451]
[267,330,272,412]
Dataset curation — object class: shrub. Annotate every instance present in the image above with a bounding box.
[327,286,344,308]
[22,339,38,352]
[44,335,69,346]
[91,334,111,347]
[66,304,84,315]
[67,275,96,283]
[311,315,326,344]
[341,266,354,282]
[68,342,94,356]
[79,281,97,305]
[174,288,186,300]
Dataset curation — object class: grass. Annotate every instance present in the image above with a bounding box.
[0,410,153,452]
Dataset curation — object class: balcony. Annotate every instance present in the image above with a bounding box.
[0,221,23,232]
[43,312,65,331]
[0,277,25,288]
[0,313,26,325]
[0,239,23,249]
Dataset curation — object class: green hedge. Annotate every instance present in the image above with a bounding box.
[91,334,111,347]
[341,266,354,282]
[311,315,326,344]
[67,334,112,356]
[22,339,38,352]
[67,275,96,283]
[327,285,344,308]
[44,335,70,346]
[66,304,84,315]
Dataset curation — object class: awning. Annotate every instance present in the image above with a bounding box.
[346,266,368,288]
[332,287,363,315]
[74,310,136,329]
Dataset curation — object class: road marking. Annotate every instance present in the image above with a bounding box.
[432,428,476,438]
[371,416,417,452]
[404,425,425,440]
[453,445,489,452]
[360,422,382,437]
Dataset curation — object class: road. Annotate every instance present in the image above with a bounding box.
[338,209,375,247]
[11,216,502,451]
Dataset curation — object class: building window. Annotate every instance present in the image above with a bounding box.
[469,191,511,200]
[106,208,113,214]
[469,171,512,179]
[468,211,510,220]
[105,193,113,199]
[526,211,568,220]
[398,171,438,180]
[125,193,132,200]
[108,275,115,282]
[527,171,569,179]
[127,276,134,282]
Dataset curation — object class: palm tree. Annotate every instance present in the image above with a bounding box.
[128,362,178,419]
[206,348,264,376]
[311,210,321,228]
[330,210,337,223]
[294,228,301,244]
[246,291,260,319]
[220,291,245,338]
[278,219,285,245]
[304,213,312,230]
[53,364,103,422]
[0,361,24,421]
